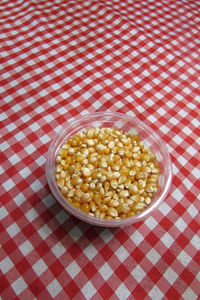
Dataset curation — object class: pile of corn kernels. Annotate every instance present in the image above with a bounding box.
[55,127,160,220]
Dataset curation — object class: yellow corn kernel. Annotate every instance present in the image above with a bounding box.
[100,212,106,219]
[81,193,91,203]
[129,170,136,177]
[105,216,113,220]
[135,172,147,180]
[131,194,140,202]
[108,159,114,167]
[152,168,160,174]
[104,147,110,154]
[76,154,85,163]
[90,201,96,212]
[100,187,105,196]
[94,194,101,205]
[59,149,68,158]
[67,189,75,198]
[56,164,62,173]
[125,151,132,159]
[105,191,113,197]
[68,166,75,175]
[116,203,129,214]
[129,184,138,195]
[112,164,120,171]
[107,207,118,217]
[110,179,118,189]
[145,197,151,205]
[148,152,156,161]
[81,203,90,213]
[127,211,135,217]
[82,167,91,177]
[118,175,127,184]
[103,181,110,192]
[57,178,64,187]
[87,129,94,138]
[60,186,68,194]
[68,147,76,155]
[138,180,146,189]
[134,203,145,210]
[72,202,81,209]
[108,199,119,207]
[108,141,115,149]
[120,169,129,176]
[123,158,130,168]
[118,149,125,156]
[95,209,101,218]
[118,190,129,198]
[81,183,89,192]
[61,159,65,166]
[74,189,83,198]
[62,143,70,150]
[89,156,97,163]
[71,175,82,186]
[99,204,108,212]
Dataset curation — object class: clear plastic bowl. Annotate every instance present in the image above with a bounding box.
[46,112,172,227]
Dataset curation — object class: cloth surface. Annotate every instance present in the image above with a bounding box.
[0,0,200,299]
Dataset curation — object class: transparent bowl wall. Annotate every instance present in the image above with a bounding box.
[46,112,172,227]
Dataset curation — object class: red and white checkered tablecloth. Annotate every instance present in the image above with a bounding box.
[0,0,200,299]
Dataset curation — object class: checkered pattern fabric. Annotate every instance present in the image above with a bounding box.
[0,0,200,299]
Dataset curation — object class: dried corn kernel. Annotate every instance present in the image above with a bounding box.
[55,127,160,220]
